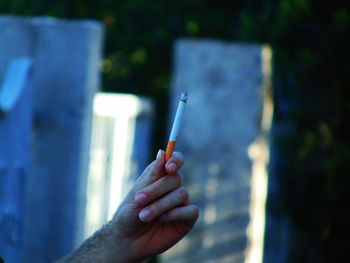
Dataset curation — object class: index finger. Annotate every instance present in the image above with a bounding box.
[128,150,165,196]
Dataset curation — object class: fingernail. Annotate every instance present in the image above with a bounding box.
[156,149,162,162]
[167,162,176,172]
[135,193,147,204]
[139,209,151,222]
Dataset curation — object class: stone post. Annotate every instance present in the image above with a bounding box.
[0,16,104,262]
[161,39,273,263]
[0,60,32,263]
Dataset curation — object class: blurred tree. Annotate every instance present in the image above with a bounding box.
[1,0,349,262]
[237,1,350,262]
[0,0,244,158]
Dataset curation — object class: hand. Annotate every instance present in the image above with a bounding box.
[112,150,199,262]
[56,150,198,263]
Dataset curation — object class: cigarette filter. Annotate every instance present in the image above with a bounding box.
[165,92,188,161]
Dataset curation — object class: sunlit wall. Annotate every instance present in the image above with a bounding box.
[83,93,154,240]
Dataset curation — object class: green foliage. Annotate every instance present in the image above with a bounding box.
[1,0,349,262]
[238,1,350,262]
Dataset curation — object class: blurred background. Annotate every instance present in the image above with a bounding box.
[0,0,350,263]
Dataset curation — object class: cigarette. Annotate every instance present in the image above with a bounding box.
[165,92,188,161]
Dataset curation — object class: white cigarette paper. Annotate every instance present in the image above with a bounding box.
[165,92,188,161]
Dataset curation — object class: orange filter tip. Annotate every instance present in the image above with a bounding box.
[165,140,176,161]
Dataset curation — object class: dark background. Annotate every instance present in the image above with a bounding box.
[1,0,349,262]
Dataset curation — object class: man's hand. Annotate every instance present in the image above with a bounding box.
[57,150,199,263]
[112,150,199,262]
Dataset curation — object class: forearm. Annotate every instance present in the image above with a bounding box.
[56,221,137,263]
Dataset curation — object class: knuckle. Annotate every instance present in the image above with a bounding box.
[177,186,189,201]
[158,175,173,189]
[158,174,168,185]
[163,174,182,188]
[174,174,183,187]
[152,201,164,215]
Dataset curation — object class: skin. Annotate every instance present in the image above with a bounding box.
[57,150,199,263]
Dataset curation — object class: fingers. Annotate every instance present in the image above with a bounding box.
[131,150,165,195]
[160,204,199,224]
[131,150,185,196]
[135,173,182,206]
[165,151,184,174]
[130,150,189,223]
[138,186,189,223]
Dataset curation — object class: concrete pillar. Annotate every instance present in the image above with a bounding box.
[0,59,32,263]
[0,15,104,262]
[161,39,273,263]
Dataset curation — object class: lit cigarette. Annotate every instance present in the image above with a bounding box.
[165,92,188,161]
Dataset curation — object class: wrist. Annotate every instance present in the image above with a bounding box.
[56,221,139,263]
[106,220,145,263]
